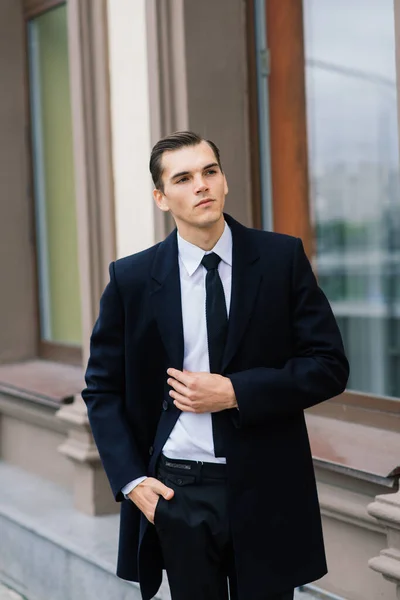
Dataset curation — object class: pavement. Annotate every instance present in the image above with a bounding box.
[0,581,317,600]
[295,589,318,600]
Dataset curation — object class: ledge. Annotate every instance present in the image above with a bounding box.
[309,392,400,433]
[0,360,84,409]
[306,413,400,487]
[317,481,384,533]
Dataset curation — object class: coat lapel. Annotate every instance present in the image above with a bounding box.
[150,229,184,371]
[222,214,262,372]
[149,229,184,472]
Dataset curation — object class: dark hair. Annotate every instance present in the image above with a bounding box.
[149,131,223,192]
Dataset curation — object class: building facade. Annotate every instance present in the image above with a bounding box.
[0,1,399,599]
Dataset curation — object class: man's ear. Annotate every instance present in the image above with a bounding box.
[223,174,229,196]
[153,189,170,213]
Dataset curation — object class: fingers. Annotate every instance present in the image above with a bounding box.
[169,388,194,407]
[167,370,197,408]
[161,486,174,500]
[173,398,196,412]
[167,377,189,396]
[129,478,174,524]
[167,368,192,386]
[146,477,175,500]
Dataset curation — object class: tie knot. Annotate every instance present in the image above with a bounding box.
[201,252,222,272]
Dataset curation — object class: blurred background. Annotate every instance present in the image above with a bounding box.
[0,1,399,599]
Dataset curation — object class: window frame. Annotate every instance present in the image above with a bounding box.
[23,0,83,366]
[23,0,65,20]
[261,0,400,410]
[245,0,263,230]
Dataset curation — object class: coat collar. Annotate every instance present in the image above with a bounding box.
[177,220,232,277]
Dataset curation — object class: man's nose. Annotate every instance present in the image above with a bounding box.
[194,177,209,194]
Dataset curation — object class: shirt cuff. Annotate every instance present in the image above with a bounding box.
[122,476,147,499]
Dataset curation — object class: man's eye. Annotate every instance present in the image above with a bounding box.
[206,169,217,175]
[177,177,189,184]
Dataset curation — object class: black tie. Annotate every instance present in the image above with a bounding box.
[201,252,228,457]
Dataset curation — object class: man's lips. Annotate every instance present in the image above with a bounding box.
[195,198,214,207]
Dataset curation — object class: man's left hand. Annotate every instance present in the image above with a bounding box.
[167,369,238,413]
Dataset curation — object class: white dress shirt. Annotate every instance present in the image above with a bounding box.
[122,221,232,496]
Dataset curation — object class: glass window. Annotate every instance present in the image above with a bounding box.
[304,0,400,397]
[28,4,81,346]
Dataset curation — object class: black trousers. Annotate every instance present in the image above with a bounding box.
[155,455,294,600]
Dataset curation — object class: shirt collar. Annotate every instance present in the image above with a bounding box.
[177,221,233,277]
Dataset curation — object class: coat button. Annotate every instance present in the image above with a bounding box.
[149,446,154,456]
[162,400,169,411]
[177,478,183,485]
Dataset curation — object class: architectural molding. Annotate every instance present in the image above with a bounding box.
[369,550,400,585]
[318,482,384,534]
[368,490,400,595]
[0,392,66,434]
[369,491,400,528]
[22,0,64,20]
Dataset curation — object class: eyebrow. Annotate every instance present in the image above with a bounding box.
[169,162,219,182]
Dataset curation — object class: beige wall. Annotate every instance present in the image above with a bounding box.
[321,515,394,600]
[0,390,74,489]
[0,1,37,363]
[0,414,73,490]
[107,0,156,259]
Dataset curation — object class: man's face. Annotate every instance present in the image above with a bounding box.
[153,141,228,232]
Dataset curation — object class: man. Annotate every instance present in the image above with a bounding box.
[82,131,349,600]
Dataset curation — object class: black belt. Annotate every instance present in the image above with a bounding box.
[159,454,227,480]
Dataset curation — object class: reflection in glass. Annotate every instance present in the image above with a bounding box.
[304,0,400,397]
[28,5,82,345]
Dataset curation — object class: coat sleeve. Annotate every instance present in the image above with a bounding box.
[227,238,349,428]
[82,262,146,501]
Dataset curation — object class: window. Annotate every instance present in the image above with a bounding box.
[27,1,82,358]
[304,0,400,398]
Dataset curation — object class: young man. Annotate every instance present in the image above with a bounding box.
[82,131,349,600]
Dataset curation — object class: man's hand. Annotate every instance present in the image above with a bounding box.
[167,369,238,413]
[128,477,174,524]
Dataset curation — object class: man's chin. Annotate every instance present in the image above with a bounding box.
[198,213,224,229]
[197,209,224,227]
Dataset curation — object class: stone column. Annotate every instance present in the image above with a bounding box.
[58,395,115,515]
[56,0,117,516]
[367,489,400,599]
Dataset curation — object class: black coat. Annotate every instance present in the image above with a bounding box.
[82,214,349,600]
